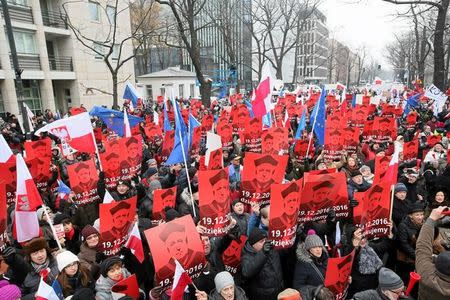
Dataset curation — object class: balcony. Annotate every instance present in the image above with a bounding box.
[42,10,67,29]
[10,53,41,70]
[48,56,73,71]
[0,3,34,24]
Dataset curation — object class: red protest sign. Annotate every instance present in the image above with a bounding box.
[217,120,233,152]
[207,148,223,170]
[405,113,417,129]
[240,153,288,205]
[299,172,349,222]
[160,130,175,163]
[120,136,143,179]
[144,122,162,142]
[262,127,288,155]
[0,183,7,252]
[402,140,418,162]
[231,104,250,135]
[293,140,314,160]
[361,120,374,142]
[351,105,368,129]
[0,157,16,205]
[361,182,392,239]
[373,155,391,184]
[342,127,359,155]
[152,187,177,223]
[324,128,344,161]
[144,215,206,289]
[353,192,365,225]
[67,159,100,206]
[268,180,302,249]
[25,156,51,190]
[198,169,231,236]
[427,135,442,147]
[373,117,396,143]
[111,274,140,299]
[324,250,355,299]
[243,117,262,153]
[24,138,52,159]
[222,235,247,275]
[99,197,136,256]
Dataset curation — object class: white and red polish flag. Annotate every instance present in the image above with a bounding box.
[125,222,144,263]
[13,154,42,242]
[35,112,96,155]
[0,134,13,163]
[382,149,399,186]
[171,260,193,300]
[35,277,60,300]
[252,62,274,118]
[124,109,132,138]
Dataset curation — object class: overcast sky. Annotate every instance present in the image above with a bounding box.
[322,0,411,70]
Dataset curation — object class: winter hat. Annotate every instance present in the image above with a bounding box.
[117,180,132,189]
[164,207,180,221]
[277,288,301,300]
[248,227,267,246]
[56,251,79,272]
[36,207,47,221]
[307,229,316,236]
[350,169,362,177]
[53,213,71,225]
[81,225,99,240]
[435,251,450,276]
[231,199,242,207]
[144,167,158,178]
[71,288,96,300]
[394,183,408,194]
[149,180,162,192]
[408,202,425,214]
[378,267,404,291]
[304,234,324,250]
[100,256,122,277]
[25,237,48,255]
[214,271,234,293]
[0,281,21,300]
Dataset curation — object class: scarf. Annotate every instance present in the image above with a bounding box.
[66,227,75,240]
[31,258,50,274]
[358,245,383,275]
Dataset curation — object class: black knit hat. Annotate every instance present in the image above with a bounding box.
[53,213,71,225]
[436,251,450,276]
[248,227,266,246]
[100,256,122,277]
[408,202,425,214]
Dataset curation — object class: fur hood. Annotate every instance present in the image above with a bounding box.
[296,242,328,263]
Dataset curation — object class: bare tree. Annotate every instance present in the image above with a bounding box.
[355,46,367,85]
[382,0,450,90]
[156,0,212,105]
[62,0,155,108]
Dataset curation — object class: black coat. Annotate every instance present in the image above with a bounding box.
[397,217,422,261]
[241,242,283,299]
[292,243,328,290]
[392,197,411,226]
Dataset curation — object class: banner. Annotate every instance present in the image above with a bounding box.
[361,182,392,239]
[402,140,418,162]
[299,172,349,222]
[240,153,288,205]
[324,250,355,300]
[198,169,231,236]
[67,159,100,206]
[99,197,136,256]
[268,180,302,249]
[242,117,262,153]
[222,235,247,275]
[425,84,447,113]
[152,187,177,224]
[144,215,206,289]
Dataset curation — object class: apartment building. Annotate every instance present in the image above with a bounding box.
[0,0,134,118]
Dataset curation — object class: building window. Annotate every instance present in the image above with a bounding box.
[13,30,36,54]
[18,80,42,114]
[190,84,195,97]
[178,84,184,99]
[7,0,27,6]
[106,5,116,25]
[112,44,119,60]
[160,87,165,96]
[146,85,153,99]
[89,1,100,21]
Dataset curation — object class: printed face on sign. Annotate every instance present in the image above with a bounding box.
[76,164,92,185]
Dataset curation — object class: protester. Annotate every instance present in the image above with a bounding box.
[0,280,21,300]
[352,267,405,300]
[195,271,248,300]
[95,256,132,300]
[56,250,95,297]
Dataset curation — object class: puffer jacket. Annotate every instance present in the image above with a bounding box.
[416,218,450,300]
[21,258,59,299]
[241,242,283,299]
[209,286,248,300]
[397,217,422,262]
[95,268,131,300]
[292,243,328,290]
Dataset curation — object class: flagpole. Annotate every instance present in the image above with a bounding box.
[42,204,63,250]
[305,89,324,159]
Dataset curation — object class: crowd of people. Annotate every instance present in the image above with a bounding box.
[1,86,450,300]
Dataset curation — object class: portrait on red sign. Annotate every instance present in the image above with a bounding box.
[293,140,314,160]
[144,123,162,142]
[207,148,223,170]
[373,155,391,183]
[262,127,288,155]
[362,182,391,238]
[269,181,302,249]
[373,117,396,142]
[351,106,368,128]
[243,117,262,153]
[324,250,355,300]
[198,169,231,236]
[299,172,349,221]
[100,152,122,188]
[144,215,206,289]
[241,153,288,205]
[24,138,51,159]
[99,197,136,256]
[25,156,51,189]
[222,235,247,275]
[152,187,177,222]
[217,122,233,152]
[342,127,359,154]
[161,130,175,162]
[67,159,100,206]
[402,140,418,161]
[324,129,344,160]
[0,158,17,204]
[120,136,143,178]
[427,135,442,147]
[231,104,249,134]
[362,120,374,142]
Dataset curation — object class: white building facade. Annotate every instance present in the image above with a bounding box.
[0,0,134,118]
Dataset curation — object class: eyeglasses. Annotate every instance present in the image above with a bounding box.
[66,262,78,268]
[389,288,405,296]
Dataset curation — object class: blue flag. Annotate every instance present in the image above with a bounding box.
[123,82,141,106]
[262,111,272,128]
[188,113,201,148]
[311,87,326,145]
[89,106,143,137]
[403,93,422,116]
[163,101,172,131]
[295,109,306,139]
[165,99,189,165]
[351,94,357,108]
[244,100,255,118]
[51,279,64,299]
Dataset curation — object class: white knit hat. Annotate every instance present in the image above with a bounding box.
[56,251,79,272]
